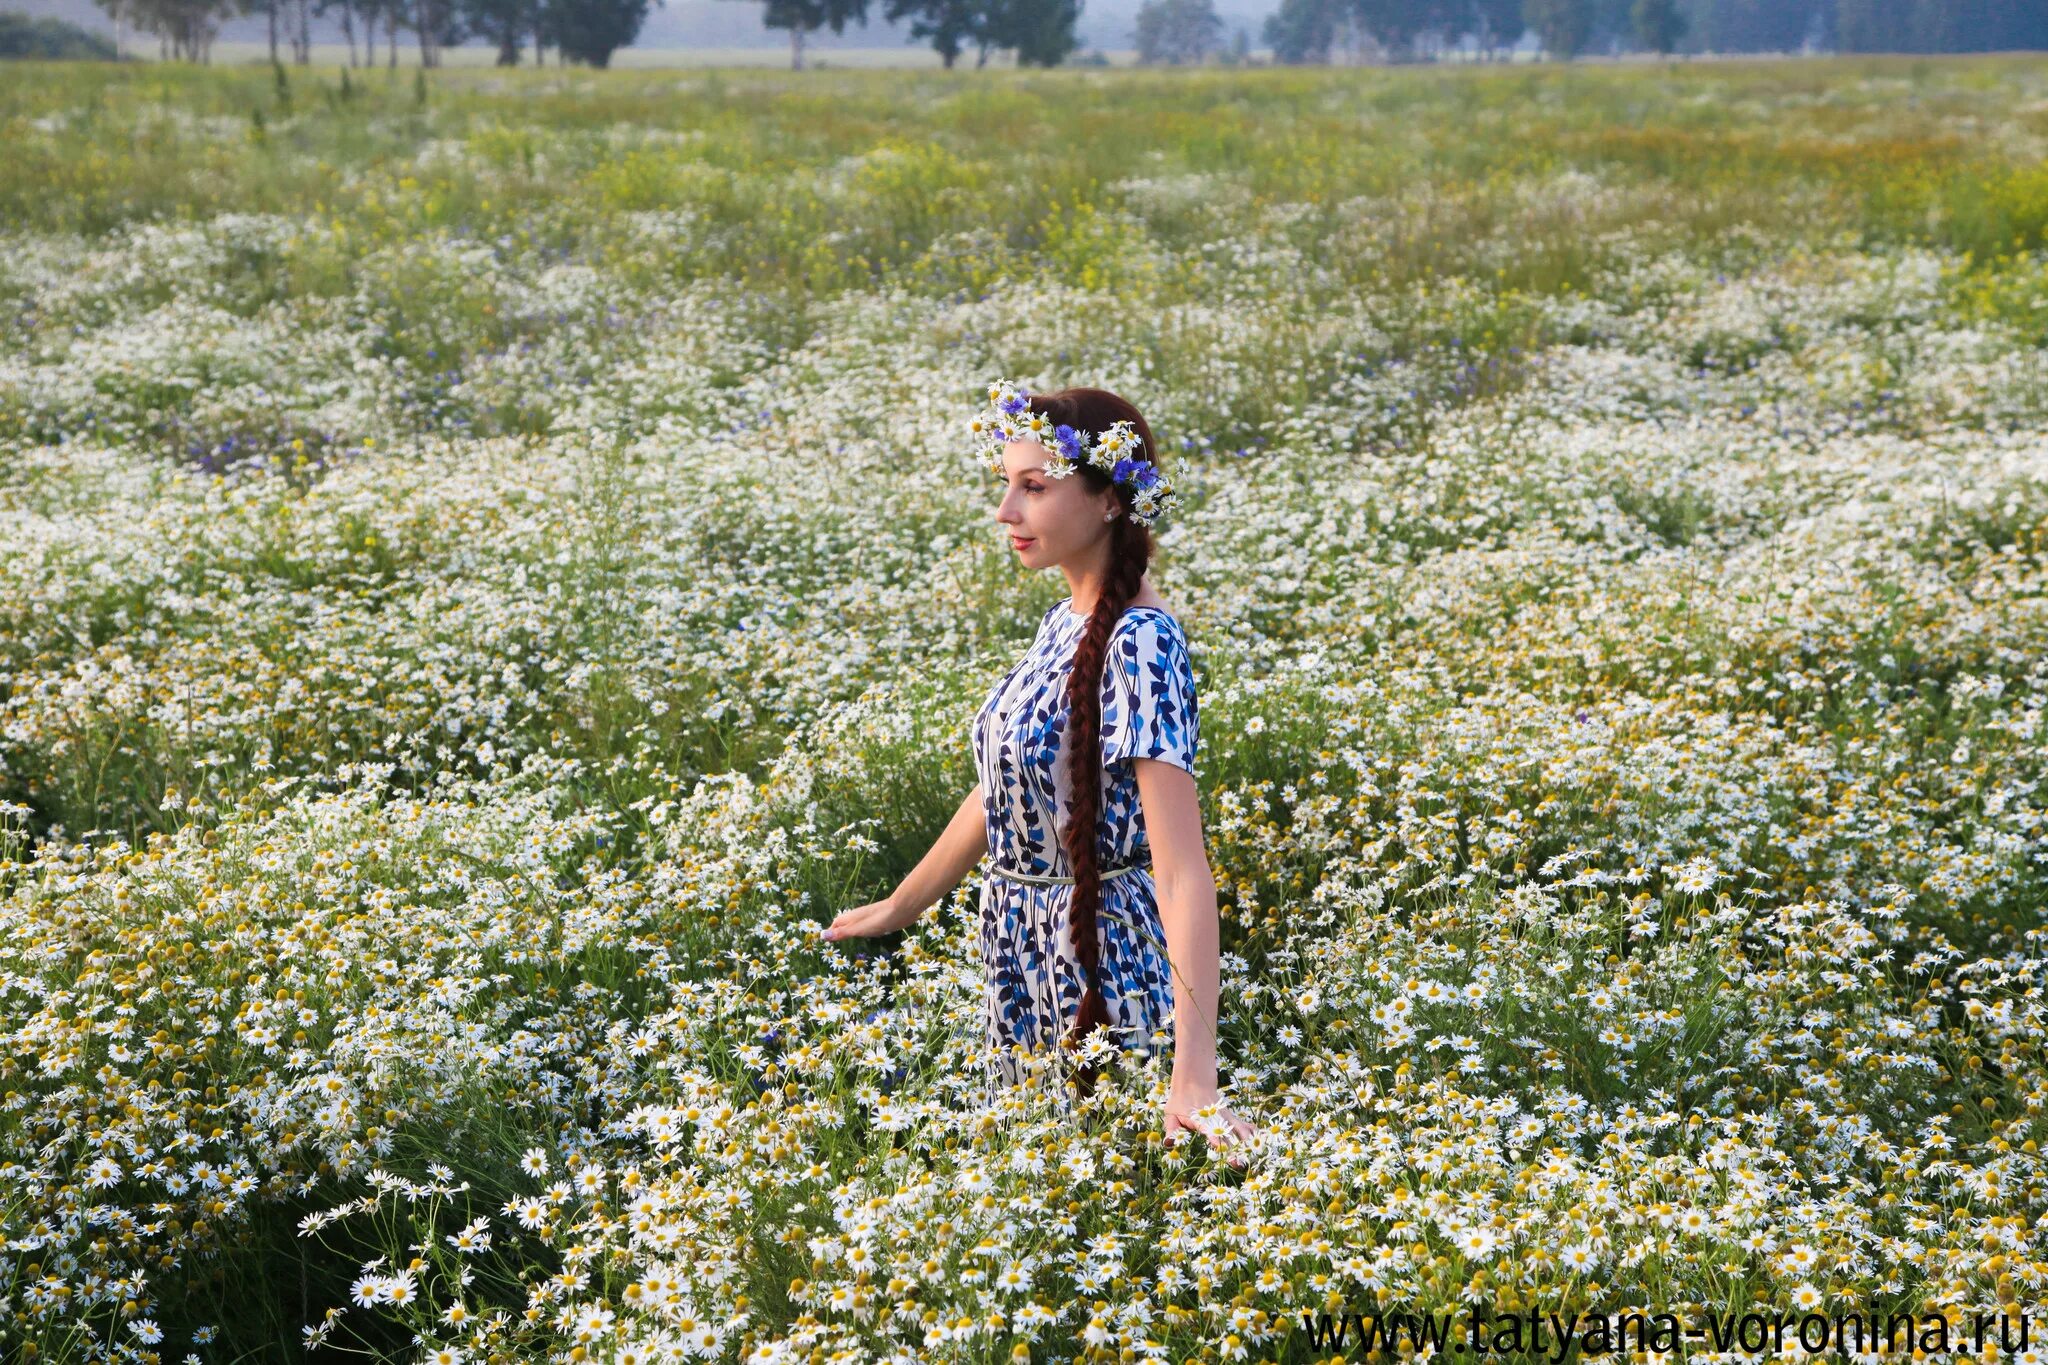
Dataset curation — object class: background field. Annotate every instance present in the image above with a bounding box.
[2,54,2047,1364]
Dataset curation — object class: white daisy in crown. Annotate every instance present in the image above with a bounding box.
[971,378,1185,529]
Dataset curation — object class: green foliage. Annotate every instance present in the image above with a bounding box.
[1134,0,1223,65]
[0,10,121,59]
[1631,0,1686,51]
[1526,0,1595,56]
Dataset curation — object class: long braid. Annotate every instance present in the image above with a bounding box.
[1058,502,1153,1098]
[1015,385,1161,1099]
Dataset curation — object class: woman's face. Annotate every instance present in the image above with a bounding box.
[993,440,1119,570]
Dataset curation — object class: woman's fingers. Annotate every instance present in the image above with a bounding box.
[1213,1110,1253,1168]
[821,903,879,941]
[1164,1106,1255,1167]
[1174,1115,1247,1169]
[822,898,922,943]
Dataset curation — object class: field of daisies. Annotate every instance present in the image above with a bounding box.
[3,51,2048,1365]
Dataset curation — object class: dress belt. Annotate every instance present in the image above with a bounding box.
[986,860,1151,887]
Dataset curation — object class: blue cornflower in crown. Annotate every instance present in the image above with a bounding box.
[970,379,1184,529]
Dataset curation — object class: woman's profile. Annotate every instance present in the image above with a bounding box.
[823,379,1255,1164]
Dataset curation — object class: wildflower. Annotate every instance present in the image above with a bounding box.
[1666,857,1721,895]
[1456,1226,1498,1260]
[505,1197,548,1230]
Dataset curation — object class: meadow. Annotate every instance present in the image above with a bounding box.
[2,51,2047,1364]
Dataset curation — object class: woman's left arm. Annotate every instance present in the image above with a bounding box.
[1135,756,1255,1160]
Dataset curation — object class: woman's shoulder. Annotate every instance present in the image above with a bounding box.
[1108,604,1193,682]
[1114,598,1187,640]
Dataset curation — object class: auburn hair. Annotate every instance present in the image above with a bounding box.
[1019,385,1161,1099]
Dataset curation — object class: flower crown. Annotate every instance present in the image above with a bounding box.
[969,379,1184,529]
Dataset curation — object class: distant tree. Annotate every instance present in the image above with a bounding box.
[1471,0,1522,56]
[1346,0,1478,60]
[545,0,657,64]
[91,0,140,57]
[130,0,228,59]
[882,0,987,67]
[1683,0,1816,52]
[1353,0,1429,57]
[1135,0,1223,64]
[1523,0,1591,56]
[1585,0,1627,51]
[0,10,124,55]
[1630,0,1681,50]
[461,0,537,62]
[413,0,464,65]
[989,0,1079,64]
[314,0,371,63]
[241,0,281,61]
[367,0,405,64]
[1909,0,1958,49]
[1419,0,1475,57]
[1831,0,1909,51]
[1221,21,1249,60]
[1836,0,2001,52]
[1978,0,2048,49]
[1262,0,1342,62]
[735,0,871,70]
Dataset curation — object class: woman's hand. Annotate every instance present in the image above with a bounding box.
[1164,1078,1256,1170]
[820,895,923,942]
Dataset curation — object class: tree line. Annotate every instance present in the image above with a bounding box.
[41,0,2047,71]
[86,0,653,65]
[771,0,2048,67]
[0,9,122,53]
[1249,0,2046,63]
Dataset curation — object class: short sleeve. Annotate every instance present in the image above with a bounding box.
[1100,614,1198,778]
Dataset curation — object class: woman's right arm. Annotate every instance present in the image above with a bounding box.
[821,784,988,941]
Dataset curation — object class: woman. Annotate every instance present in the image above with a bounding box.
[823,380,1255,1164]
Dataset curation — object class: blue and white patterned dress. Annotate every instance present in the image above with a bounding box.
[970,596,1200,1093]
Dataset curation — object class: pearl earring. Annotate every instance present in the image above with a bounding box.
[1103,512,1115,522]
